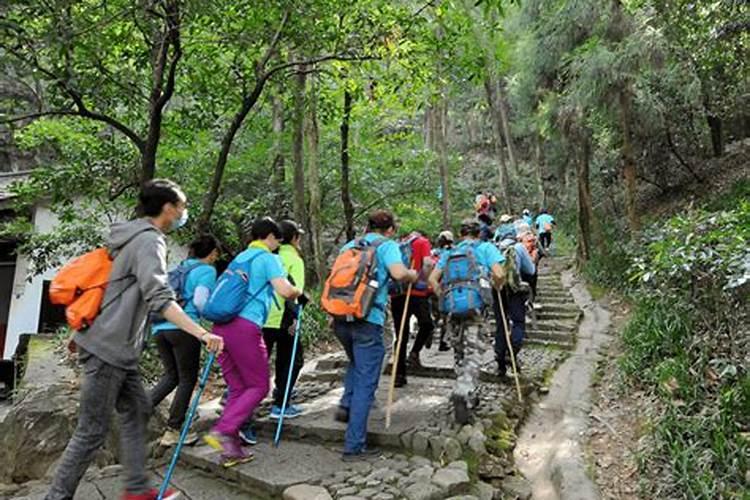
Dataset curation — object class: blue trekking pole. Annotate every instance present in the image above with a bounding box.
[274,304,304,447]
[158,351,216,500]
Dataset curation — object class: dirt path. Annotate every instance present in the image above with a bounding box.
[514,270,612,500]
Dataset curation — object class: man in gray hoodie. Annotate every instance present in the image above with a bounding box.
[46,179,223,500]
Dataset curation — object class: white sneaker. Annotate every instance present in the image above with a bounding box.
[160,429,199,447]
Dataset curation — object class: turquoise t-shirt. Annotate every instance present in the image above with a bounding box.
[340,233,402,326]
[523,215,533,226]
[437,239,505,273]
[152,259,217,333]
[236,247,286,327]
[535,214,555,234]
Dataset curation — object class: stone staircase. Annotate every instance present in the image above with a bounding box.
[170,258,582,500]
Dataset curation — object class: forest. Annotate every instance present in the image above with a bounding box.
[1,0,748,498]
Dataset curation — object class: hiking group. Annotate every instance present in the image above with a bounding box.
[45,179,555,499]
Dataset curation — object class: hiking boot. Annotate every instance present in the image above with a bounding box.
[204,432,254,468]
[342,447,382,462]
[159,428,198,447]
[334,406,350,423]
[394,376,408,388]
[407,351,422,368]
[121,488,179,500]
[270,405,303,420]
[438,341,450,352]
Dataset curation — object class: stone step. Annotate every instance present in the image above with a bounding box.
[535,310,581,322]
[524,337,575,351]
[534,302,578,312]
[526,329,575,343]
[530,320,578,333]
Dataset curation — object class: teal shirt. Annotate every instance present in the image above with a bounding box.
[236,247,286,327]
[340,233,402,326]
[437,239,505,273]
[535,214,555,234]
[152,259,216,332]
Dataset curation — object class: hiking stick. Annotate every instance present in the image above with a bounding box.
[158,351,216,500]
[385,281,414,429]
[496,289,523,403]
[274,304,304,447]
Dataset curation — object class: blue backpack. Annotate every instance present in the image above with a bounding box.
[202,251,269,324]
[439,244,486,317]
[151,260,206,323]
[389,236,417,296]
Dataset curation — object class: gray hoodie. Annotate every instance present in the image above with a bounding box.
[74,219,176,370]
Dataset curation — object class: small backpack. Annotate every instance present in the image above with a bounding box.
[388,236,417,296]
[321,238,384,321]
[439,244,486,317]
[202,251,268,324]
[150,260,207,324]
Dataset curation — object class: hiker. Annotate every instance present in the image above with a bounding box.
[432,230,455,352]
[478,213,494,242]
[493,229,536,380]
[390,229,434,387]
[329,210,418,460]
[204,217,303,467]
[428,219,506,424]
[522,208,533,227]
[149,235,220,448]
[535,208,556,250]
[46,179,223,500]
[493,214,516,243]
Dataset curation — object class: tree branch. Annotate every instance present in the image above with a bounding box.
[256,9,290,76]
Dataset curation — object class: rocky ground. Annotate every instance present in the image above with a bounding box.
[0,258,583,499]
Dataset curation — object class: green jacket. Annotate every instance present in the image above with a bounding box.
[264,244,305,329]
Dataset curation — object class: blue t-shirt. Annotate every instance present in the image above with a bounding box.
[535,214,555,234]
[523,215,533,226]
[340,233,402,326]
[236,247,286,327]
[494,223,516,242]
[437,239,505,274]
[153,259,217,333]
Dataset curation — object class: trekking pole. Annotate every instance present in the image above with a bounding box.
[386,281,414,429]
[274,304,304,447]
[496,289,523,403]
[158,350,216,500]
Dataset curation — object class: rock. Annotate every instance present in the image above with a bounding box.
[407,465,435,483]
[283,484,334,500]
[447,461,469,474]
[472,481,497,500]
[339,497,366,500]
[330,483,349,493]
[446,496,479,500]
[365,480,380,488]
[352,476,369,487]
[429,436,445,460]
[468,433,487,455]
[457,425,475,445]
[501,476,532,500]
[432,466,470,495]
[400,430,414,449]
[403,481,442,500]
[412,431,430,455]
[373,494,394,500]
[409,455,432,467]
[338,486,360,496]
[443,437,463,462]
[358,487,379,498]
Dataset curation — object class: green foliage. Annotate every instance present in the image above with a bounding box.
[615,193,749,498]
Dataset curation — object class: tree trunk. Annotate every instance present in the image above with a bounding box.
[292,67,307,230]
[707,113,724,157]
[496,80,517,173]
[483,77,511,212]
[306,76,324,286]
[619,89,640,233]
[340,89,355,241]
[434,98,451,230]
[269,91,287,213]
[576,136,594,267]
[534,134,548,208]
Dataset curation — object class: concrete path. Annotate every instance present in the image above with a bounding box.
[514,270,612,500]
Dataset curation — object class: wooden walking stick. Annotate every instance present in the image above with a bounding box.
[385,280,414,429]
[496,288,523,403]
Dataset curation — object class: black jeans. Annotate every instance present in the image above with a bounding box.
[492,287,528,372]
[46,349,150,499]
[540,232,552,249]
[149,329,201,430]
[263,327,304,407]
[391,294,435,379]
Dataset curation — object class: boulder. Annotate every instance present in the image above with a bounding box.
[283,484,334,500]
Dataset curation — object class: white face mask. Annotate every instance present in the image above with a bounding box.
[171,208,189,231]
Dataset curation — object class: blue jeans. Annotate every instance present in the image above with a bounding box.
[334,320,385,454]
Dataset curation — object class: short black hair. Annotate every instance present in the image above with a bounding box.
[137,179,185,217]
[251,216,282,241]
[460,219,481,237]
[189,235,219,259]
[367,210,396,232]
[279,219,302,244]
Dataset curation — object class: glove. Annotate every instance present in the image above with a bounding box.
[297,293,311,307]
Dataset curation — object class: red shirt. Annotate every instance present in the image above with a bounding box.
[409,234,433,297]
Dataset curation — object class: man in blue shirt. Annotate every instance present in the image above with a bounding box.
[493,230,536,380]
[334,210,417,461]
[428,220,506,424]
[534,208,556,250]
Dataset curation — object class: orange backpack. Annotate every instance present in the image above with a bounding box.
[49,248,115,331]
[321,238,384,321]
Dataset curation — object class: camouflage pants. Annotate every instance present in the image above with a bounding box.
[446,314,489,412]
